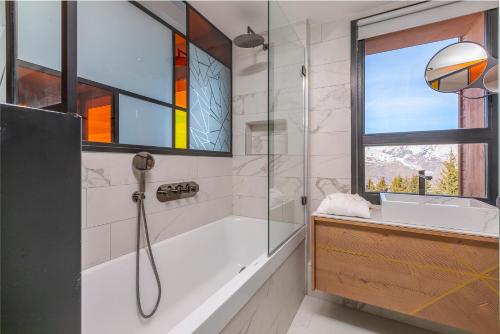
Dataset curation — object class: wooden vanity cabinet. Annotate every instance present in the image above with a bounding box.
[311,215,499,334]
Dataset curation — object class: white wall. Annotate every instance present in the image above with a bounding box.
[81,152,233,269]
[232,41,269,220]
[308,20,352,212]
[80,19,352,271]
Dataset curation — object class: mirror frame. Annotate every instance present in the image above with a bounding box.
[424,41,490,94]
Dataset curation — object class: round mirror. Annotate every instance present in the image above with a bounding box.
[425,42,488,93]
[483,64,498,93]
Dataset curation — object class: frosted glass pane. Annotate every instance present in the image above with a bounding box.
[78,2,173,103]
[138,1,186,35]
[189,44,231,152]
[119,95,172,148]
[17,1,61,71]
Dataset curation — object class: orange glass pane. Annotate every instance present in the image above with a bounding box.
[17,60,61,109]
[468,60,487,84]
[87,96,112,143]
[77,83,113,143]
[188,7,231,68]
[175,33,188,109]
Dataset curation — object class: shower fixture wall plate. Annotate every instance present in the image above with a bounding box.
[157,181,200,202]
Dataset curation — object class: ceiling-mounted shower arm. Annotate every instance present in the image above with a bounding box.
[249,26,269,50]
[234,26,268,50]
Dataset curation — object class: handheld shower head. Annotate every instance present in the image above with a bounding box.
[132,152,155,172]
[132,152,154,194]
[131,151,162,318]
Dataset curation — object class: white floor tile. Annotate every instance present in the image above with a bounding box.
[288,296,436,334]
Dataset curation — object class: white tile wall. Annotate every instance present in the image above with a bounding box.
[308,19,352,212]
[82,224,111,269]
[81,18,353,269]
[232,43,269,219]
[81,152,233,269]
[232,21,310,225]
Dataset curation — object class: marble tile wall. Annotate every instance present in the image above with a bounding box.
[81,152,233,269]
[232,21,309,227]
[232,38,269,220]
[221,241,305,334]
[308,20,352,212]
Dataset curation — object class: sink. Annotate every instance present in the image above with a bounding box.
[380,193,499,237]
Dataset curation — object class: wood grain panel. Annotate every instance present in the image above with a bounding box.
[312,216,499,334]
[365,12,483,55]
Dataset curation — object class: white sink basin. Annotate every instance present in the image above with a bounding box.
[380,193,499,237]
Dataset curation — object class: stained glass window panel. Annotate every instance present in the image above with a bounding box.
[175,109,187,149]
[138,1,186,35]
[189,44,231,152]
[16,61,61,108]
[16,1,61,108]
[77,83,113,143]
[175,34,187,109]
[77,1,173,103]
[188,6,231,68]
[119,94,172,148]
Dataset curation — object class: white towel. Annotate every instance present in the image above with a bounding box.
[316,193,372,219]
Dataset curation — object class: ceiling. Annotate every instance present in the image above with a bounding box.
[190,1,417,39]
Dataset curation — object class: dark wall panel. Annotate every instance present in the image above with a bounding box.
[0,104,81,333]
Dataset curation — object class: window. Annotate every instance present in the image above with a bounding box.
[16,1,61,109]
[77,83,113,143]
[353,10,498,203]
[189,43,231,152]
[9,1,232,156]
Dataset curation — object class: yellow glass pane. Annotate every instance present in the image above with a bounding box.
[175,109,187,149]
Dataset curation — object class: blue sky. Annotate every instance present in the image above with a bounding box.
[365,38,459,134]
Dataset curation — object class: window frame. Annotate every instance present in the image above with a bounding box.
[5,0,233,157]
[351,9,499,204]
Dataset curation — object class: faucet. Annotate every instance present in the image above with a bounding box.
[418,170,432,195]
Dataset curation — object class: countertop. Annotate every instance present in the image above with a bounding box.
[313,205,498,239]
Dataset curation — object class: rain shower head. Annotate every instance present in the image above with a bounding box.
[234,26,267,49]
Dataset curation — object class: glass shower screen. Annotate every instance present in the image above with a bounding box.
[268,1,306,255]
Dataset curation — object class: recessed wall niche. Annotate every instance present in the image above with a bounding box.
[245,119,287,155]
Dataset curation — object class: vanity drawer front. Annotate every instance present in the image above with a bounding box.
[312,217,499,334]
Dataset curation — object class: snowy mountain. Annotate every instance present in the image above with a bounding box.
[365,145,457,186]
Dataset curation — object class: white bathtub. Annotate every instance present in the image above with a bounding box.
[82,216,304,334]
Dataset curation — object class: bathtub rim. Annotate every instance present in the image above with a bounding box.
[169,225,306,334]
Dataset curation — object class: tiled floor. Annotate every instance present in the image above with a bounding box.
[288,296,437,334]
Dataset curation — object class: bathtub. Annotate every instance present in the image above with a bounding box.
[82,216,304,334]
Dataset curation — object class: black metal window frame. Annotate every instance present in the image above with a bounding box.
[5,0,233,157]
[351,9,499,205]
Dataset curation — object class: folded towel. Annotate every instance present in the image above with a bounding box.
[316,193,371,218]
